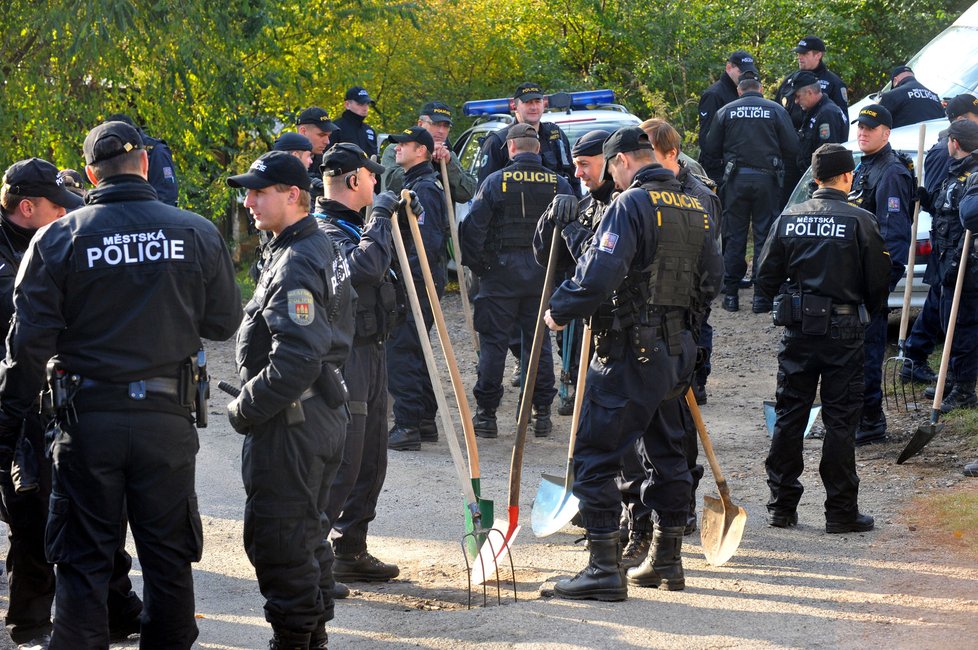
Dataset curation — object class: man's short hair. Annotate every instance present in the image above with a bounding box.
[639,118,681,155]
[509,137,540,154]
[272,183,310,211]
[0,186,28,212]
[87,149,144,182]
[738,78,761,93]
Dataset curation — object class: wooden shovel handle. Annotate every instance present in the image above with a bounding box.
[438,159,479,356]
[401,190,481,478]
[932,230,973,411]
[684,389,732,498]
[566,324,592,461]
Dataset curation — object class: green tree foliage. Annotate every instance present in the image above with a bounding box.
[1,0,973,224]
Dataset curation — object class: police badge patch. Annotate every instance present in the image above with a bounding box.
[818,123,831,140]
[887,197,901,212]
[598,232,619,253]
[288,289,315,326]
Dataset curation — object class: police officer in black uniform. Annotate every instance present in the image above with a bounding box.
[226,151,354,650]
[314,143,404,585]
[0,121,242,648]
[879,65,946,129]
[296,107,340,200]
[960,169,978,477]
[331,87,379,158]
[756,144,889,533]
[106,113,179,206]
[384,127,449,450]
[847,104,915,445]
[544,127,722,601]
[697,50,758,184]
[460,123,572,439]
[476,83,579,195]
[702,70,799,313]
[793,70,849,174]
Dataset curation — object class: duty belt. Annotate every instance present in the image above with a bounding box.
[831,304,857,315]
[80,377,180,400]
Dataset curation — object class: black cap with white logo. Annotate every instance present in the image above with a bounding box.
[2,158,84,209]
[227,151,311,191]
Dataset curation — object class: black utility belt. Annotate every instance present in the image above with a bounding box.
[772,293,868,335]
[79,376,184,402]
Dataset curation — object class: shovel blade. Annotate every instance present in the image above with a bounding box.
[464,478,494,559]
[470,507,521,585]
[530,472,580,537]
[700,494,747,566]
[897,421,945,464]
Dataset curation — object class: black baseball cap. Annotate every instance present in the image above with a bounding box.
[948,120,978,152]
[811,144,855,180]
[506,123,539,141]
[387,126,435,153]
[273,132,313,152]
[793,36,826,53]
[421,101,453,125]
[58,169,87,199]
[727,50,758,74]
[514,83,545,102]
[738,70,759,84]
[890,65,913,81]
[946,93,978,120]
[572,129,611,157]
[791,70,820,91]
[320,143,385,177]
[226,151,311,191]
[344,86,372,104]
[853,103,893,128]
[603,127,653,160]
[2,158,84,209]
[83,121,143,165]
[296,107,339,131]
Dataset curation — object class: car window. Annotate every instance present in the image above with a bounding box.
[907,26,978,97]
[548,117,642,146]
[458,128,488,175]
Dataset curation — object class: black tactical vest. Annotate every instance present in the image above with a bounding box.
[643,185,710,310]
[849,149,914,214]
[487,161,558,252]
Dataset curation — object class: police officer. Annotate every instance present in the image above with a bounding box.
[904,121,978,413]
[383,127,449,450]
[296,107,341,200]
[959,168,978,477]
[756,144,890,533]
[475,83,579,195]
[0,121,242,648]
[879,65,946,129]
[793,70,849,174]
[331,87,379,158]
[697,50,759,184]
[542,127,722,601]
[381,101,478,202]
[273,131,315,169]
[847,104,915,445]
[226,151,353,650]
[702,70,799,313]
[900,94,978,386]
[314,144,403,584]
[460,123,572,439]
[106,113,179,206]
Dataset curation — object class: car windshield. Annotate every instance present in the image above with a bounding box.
[547,117,641,146]
[906,26,978,98]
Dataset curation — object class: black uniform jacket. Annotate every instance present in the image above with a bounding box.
[775,62,849,129]
[476,121,578,195]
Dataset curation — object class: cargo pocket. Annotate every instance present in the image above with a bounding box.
[246,498,308,566]
[578,387,631,453]
[45,494,71,564]
[187,494,204,562]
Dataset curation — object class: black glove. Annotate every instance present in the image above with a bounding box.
[371,191,400,221]
[916,185,930,206]
[547,194,580,231]
[399,190,423,220]
[226,398,250,435]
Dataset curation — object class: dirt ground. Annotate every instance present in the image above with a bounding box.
[2,290,977,649]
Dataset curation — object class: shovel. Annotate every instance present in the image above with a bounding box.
[684,389,747,566]
[471,229,561,584]
[439,159,480,358]
[899,229,973,464]
[530,324,591,537]
[400,191,493,555]
[390,211,481,533]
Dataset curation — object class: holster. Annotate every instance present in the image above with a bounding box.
[178,350,209,428]
[771,293,802,327]
[315,363,350,409]
[11,433,38,494]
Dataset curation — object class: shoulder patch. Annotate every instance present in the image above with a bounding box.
[287,288,315,326]
[597,231,619,254]
[818,123,831,140]
[480,154,488,169]
[887,197,901,212]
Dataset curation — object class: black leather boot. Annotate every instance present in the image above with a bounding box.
[309,626,328,650]
[620,527,652,570]
[553,530,627,601]
[473,407,497,438]
[532,404,552,437]
[940,380,978,413]
[268,629,310,650]
[387,424,421,451]
[626,525,685,590]
[419,418,438,442]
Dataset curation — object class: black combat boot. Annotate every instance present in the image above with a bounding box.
[332,550,399,582]
[553,530,627,601]
[940,380,978,413]
[268,629,310,650]
[419,418,438,442]
[855,408,887,446]
[532,404,552,437]
[473,407,497,439]
[557,394,574,416]
[900,359,937,384]
[626,525,685,590]
[309,626,328,650]
[722,294,739,312]
[387,424,421,451]
[620,527,652,570]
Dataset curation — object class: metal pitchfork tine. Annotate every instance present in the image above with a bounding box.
[461,526,517,608]
[884,122,927,412]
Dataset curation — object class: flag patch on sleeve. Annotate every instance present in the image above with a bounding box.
[598,232,619,253]
[887,197,901,212]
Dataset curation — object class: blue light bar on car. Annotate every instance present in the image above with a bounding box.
[462,89,616,116]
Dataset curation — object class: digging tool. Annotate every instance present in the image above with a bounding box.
[439,159,479,358]
[399,191,495,559]
[470,229,562,585]
[530,324,591,537]
[685,389,747,566]
[885,122,928,411]
[899,229,973,464]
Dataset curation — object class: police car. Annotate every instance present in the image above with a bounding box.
[786,117,947,309]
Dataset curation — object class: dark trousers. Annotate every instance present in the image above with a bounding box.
[556,319,584,391]
[387,279,442,427]
[905,283,943,364]
[243,397,346,633]
[473,294,556,410]
[941,288,978,382]
[617,396,703,529]
[695,307,714,387]
[720,172,780,294]
[766,325,864,520]
[863,310,888,415]
[573,332,696,531]
[327,343,388,555]
[48,410,201,650]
